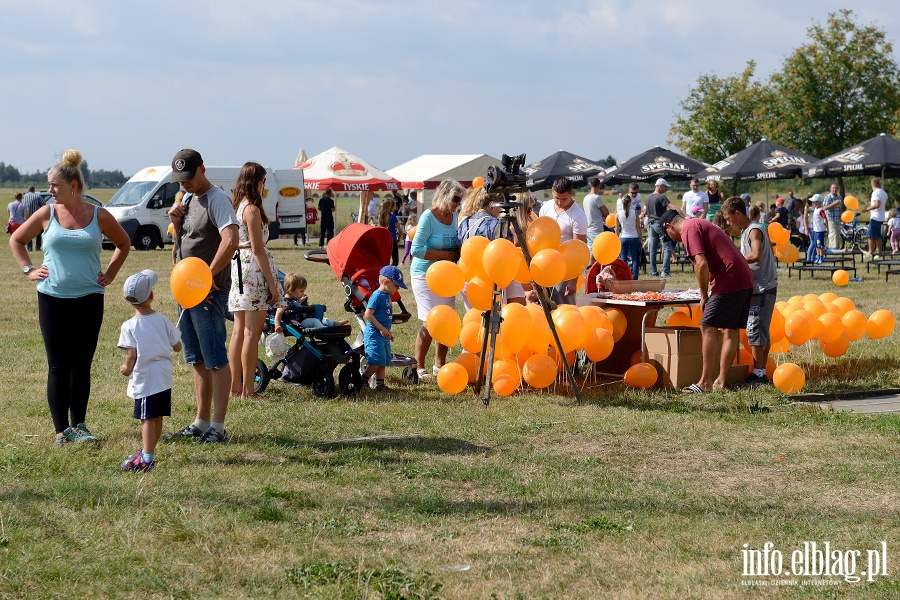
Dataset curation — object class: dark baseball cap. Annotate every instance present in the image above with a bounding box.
[172,149,203,182]
[659,209,681,241]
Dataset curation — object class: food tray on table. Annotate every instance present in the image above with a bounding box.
[607,279,665,294]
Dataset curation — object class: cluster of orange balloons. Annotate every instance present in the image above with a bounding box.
[766,222,801,263]
[524,217,594,288]
[435,302,630,396]
[841,195,860,223]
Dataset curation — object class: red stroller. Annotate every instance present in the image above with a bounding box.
[305,223,420,384]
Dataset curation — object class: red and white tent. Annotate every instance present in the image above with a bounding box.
[386,154,502,209]
[294,146,400,192]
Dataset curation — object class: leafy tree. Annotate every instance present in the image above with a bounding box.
[668,61,775,164]
[768,9,900,158]
[597,154,617,168]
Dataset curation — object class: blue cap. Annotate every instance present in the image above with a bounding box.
[740,193,751,201]
[379,265,407,289]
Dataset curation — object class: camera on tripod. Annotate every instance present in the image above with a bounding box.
[484,153,528,193]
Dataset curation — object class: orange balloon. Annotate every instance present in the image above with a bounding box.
[513,250,531,284]
[584,328,615,362]
[500,303,530,353]
[792,309,820,340]
[821,331,850,358]
[493,374,518,397]
[454,352,481,383]
[769,308,785,343]
[804,301,827,319]
[630,349,644,366]
[553,310,588,353]
[605,213,617,228]
[578,306,607,332]
[461,236,490,279]
[170,257,213,309]
[407,226,417,240]
[558,239,591,281]
[472,176,485,188]
[577,273,585,292]
[666,310,693,327]
[831,296,855,315]
[525,307,551,354]
[463,307,482,327]
[525,216,562,256]
[491,360,520,385]
[867,309,896,339]
[817,313,844,344]
[605,308,627,342]
[459,321,483,354]
[843,195,858,210]
[592,231,622,265]
[624,362,658,389]
[465,276,494,311]
[842,309,868,341]
[483,238,519,288]
[767,221,785,242]
[771,336,791,354]
[735,347,753,366]
[523,354,557,388]
[457,258,477,281]
[530,249,567,287]
[818,292,838,303]
[739,327,750,350]
[426,260,465,297]
[840,210,855,224]
[437,363,468,394]
[426,305,462,347]
[765,355,777,380]
[832,269,849,287]
[772,363,805,394]
[779,243,800,263]
[784,313,812,346]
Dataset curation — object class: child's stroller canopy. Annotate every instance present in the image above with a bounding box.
[326,223,394,281]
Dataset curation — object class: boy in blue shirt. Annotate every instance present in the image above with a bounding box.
[362,266,406,390]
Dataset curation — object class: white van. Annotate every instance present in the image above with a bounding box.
[104,165,306,250]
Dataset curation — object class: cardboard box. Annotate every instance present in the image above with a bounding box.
[644,327,750,388]
[644,326,702,356]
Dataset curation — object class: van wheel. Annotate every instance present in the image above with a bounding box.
[134,227,161,251]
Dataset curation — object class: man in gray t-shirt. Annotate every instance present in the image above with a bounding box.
[21,186,45,250]
[582,176,609,252]
[642,178,676,276]
[166,149,239,444]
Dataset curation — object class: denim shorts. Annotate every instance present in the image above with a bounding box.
[180,290,229,369]
[867,219,884,240]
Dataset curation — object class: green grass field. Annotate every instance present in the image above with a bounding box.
[0,190,898,598]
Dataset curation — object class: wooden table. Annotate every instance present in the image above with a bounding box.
[590,294,701,375]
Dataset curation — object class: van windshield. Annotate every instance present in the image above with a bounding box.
[108,181,158,207]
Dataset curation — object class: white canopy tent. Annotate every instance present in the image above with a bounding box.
[387,154,502,210]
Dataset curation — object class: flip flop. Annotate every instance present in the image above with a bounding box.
[681,383,708,394]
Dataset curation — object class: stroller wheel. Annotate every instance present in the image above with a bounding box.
[254,359,270,393]
[338,363,365,395]
[401,365,419,385]
[312,370,336,398]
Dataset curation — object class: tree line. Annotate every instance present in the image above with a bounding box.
[0,161,127,189]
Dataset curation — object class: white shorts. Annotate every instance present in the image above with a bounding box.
[460,280,526,311]
[412,274,456,321]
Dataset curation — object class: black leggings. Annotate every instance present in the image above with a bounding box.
[391,238,399,266]
[319,222,334,247]
[38,292,104,433]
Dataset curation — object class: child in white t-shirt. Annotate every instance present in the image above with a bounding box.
[118,270,182,472]
[887,208,900,254]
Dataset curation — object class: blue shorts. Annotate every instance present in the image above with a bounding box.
[133,389,172,420]
[812,231,826,249]
[364,332,392,367]
[868,219,884,240]
[180,290,229,369]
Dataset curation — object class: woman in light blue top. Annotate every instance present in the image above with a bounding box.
[10,149,130,445]
[410,178,464,379]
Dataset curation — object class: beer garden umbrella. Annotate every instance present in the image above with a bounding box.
[694,139,819,184]
[601,145,707,185]
[523,150,606,190]
[804,133,900,180]
[294,146,400,192]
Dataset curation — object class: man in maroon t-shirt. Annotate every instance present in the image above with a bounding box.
[661,209,753,393]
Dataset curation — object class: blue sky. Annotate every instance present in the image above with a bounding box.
[3,1,897,178]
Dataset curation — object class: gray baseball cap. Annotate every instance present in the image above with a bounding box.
[123,269,158,304]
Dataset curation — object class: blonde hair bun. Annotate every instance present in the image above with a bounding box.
[62,149,83,168]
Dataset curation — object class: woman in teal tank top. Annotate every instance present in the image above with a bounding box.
[9,149,131,445]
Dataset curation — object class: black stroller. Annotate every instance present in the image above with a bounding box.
[254,294,364,398]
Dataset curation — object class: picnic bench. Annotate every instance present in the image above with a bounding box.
[787,256,857,280]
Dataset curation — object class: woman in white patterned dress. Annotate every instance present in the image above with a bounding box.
[227,162,285,397]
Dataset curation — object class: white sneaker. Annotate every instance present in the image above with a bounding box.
[417,368,433,380]
[432,365,441,376]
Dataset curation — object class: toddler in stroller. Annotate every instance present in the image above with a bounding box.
[254,272,364,398]
[305,223,420,385]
